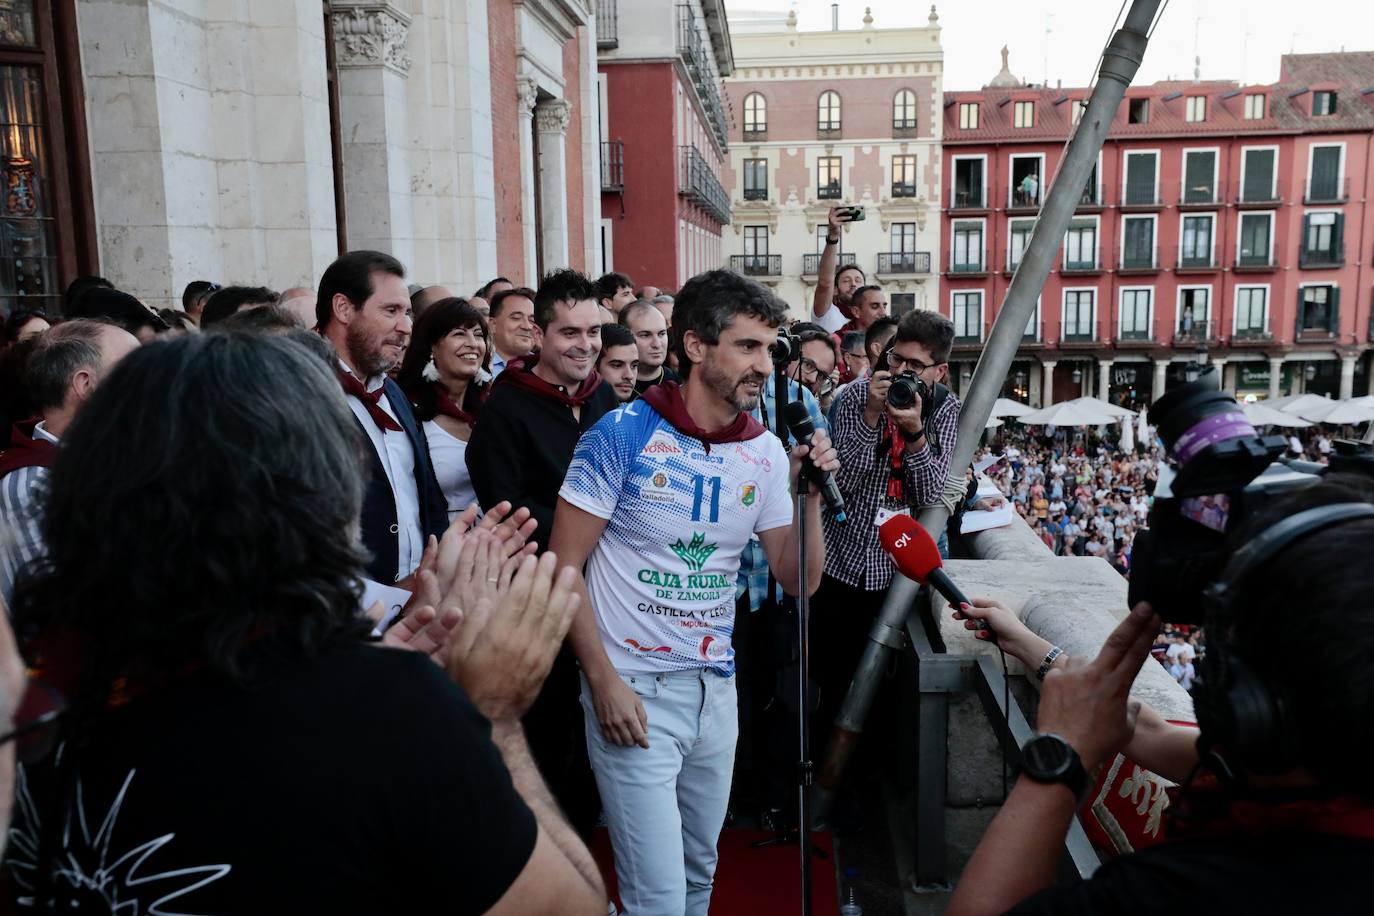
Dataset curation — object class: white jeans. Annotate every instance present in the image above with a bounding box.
[580,668,738,916]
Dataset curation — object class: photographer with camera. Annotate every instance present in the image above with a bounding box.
[811,310,961,805]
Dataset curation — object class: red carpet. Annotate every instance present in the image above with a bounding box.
[592,828,840,915]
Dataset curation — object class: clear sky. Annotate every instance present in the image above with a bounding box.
[724,0,1374,91]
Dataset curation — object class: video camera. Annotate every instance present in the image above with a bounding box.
[1127,369,1374,623]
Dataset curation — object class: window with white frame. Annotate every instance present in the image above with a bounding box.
[1299,284,1338,334]
[1183,149,1218,203]
[1301,211,1343,266]
[893,89,918,131]
[1010,154,1042,207]
[1244,93,1265,120]
[1119,288,1152,339]
[817,156,841,200]
[1180,214,1215,267]
[1007,218,1035,272]
[1234,286,1268,335]
[1123,151,1158,205]
[1238,212,1273,266]
[743,158,767,201]
[952,221,984,271]
[953,157,985,208]
[743,93,767,136]
[1308,145,1343,201]
[952,291,982,340]
[818,91,841,133]
[1241,147,1277,202]
[743,225,769,273]
[1314,91,1337,116]
[1121,215,1156,268]
[959,102,979,129]
[1178,287,1210,336]
[1014,100,1034,128]
[1063,290,1095,339]
[891,154,917,197]
[1186,96,1206,122]
[891,222,916,255]
[1065,218,1097,269]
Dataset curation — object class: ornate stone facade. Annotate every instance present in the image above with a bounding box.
[330,3,413,75]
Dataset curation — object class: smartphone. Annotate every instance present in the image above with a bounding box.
[844,206,866,222]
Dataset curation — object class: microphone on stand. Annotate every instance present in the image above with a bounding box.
[782,400,848,523]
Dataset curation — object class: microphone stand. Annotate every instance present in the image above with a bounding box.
[749,366,824,916]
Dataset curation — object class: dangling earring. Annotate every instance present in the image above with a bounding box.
[422,356,440,382]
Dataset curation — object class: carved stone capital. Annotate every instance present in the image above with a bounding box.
[534,99,573,135]
[331,3,412,76]
[516,77,540,119]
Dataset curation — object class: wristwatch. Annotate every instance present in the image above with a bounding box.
[1019,733,1090,801]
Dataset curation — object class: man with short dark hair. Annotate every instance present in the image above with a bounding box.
[65,286,168,342]
[551,267,837,916]
[0,319,139,605]
[487,287,538,378]
[811,205,866,333]
[316,250,448,587]
[181,280,218,325]
[475,276,515,301]
[838,284,889,337]
[201,285,280,328]
[596,272,635,318]
[786,322,840,406]
[597,322,639,403]
[620,299,679,396]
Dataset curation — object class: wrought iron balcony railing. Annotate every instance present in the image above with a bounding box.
[600,140,623,193]
[678,145,730,225]
[730,254,781,277]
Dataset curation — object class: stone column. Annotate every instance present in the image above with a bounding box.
[1040,360,1057,408]
[535,98,573,271]
[517,77,539,282]
[332,2,414,263]
[1098,359,1113,401]
[1211,357,1229,391]
[1152,359,1169,402]
[1340,355,1357,400]
[1268,356,1284,400]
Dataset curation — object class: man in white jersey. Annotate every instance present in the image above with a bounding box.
[550,269,838,916]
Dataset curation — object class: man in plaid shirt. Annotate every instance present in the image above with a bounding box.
[812,310,961,797]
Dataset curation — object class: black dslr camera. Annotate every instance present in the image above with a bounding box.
[772,326,800,367]
[876,343,947,426]
[1127,369,1374,623]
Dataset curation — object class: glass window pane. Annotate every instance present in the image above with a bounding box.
[1242,148,1275,200]
[1125,153,1156,204]
[0,64,58,315]
[0,1,35,48]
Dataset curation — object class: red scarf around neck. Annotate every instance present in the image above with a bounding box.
[337,370,402,433]
[641,381,765,452]
[434,385,478,426]
[495,356,603,407]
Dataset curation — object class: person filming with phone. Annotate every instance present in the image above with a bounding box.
[811,205,869,335]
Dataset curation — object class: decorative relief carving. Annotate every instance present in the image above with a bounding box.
[331,3,412,75]
[534,99,573,134]
[517,77,540,118]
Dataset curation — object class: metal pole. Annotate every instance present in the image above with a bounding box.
[813,0,1165,824]
[795,476,813,916]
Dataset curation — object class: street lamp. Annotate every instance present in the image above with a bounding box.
[1071,364,1082,385]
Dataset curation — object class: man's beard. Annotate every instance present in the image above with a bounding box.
[700,356,766,413]
[346,322,397,378]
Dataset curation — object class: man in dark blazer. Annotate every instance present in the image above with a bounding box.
[317,250,447,585]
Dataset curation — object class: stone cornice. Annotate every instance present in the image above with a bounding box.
[331,2,412,76]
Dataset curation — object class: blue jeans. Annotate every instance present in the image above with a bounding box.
[580,669,738,916]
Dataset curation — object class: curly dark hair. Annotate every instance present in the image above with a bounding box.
[396,297,490,422]
[671,268,787,377]
[11,333,373,690]
[533,268,598,332]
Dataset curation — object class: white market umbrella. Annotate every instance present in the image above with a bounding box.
[1017,401,1121,426]
[1070,395,1137,419]
[985,416,1004,429]
[1296,397,1374,426]
[1274,393,1331,415]
[1243,402,1313,428]
[990,397,1036,418]
[1136,410,1152,447]
[1120,415,1136,451]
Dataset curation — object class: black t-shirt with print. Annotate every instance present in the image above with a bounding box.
[3,643,536,914]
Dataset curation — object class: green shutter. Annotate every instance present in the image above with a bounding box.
[1331,286,1341,332]
[1334,213,1345,262]
[1300,214,1312,266]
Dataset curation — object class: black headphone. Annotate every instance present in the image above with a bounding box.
[1194,502,1374,774]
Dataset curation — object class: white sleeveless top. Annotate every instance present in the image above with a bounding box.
[423,419,477,522]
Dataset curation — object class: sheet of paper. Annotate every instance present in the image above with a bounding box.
[961,500,1015,534]
[360,577,414,636]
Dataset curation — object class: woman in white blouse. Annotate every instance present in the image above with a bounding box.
[397,298,490,522]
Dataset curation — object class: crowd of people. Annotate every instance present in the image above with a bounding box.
[0,197,1367,915]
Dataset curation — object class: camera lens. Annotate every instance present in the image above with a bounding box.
[887,376,919,409]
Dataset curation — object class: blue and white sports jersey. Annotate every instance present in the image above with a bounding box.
[560,400,792,676]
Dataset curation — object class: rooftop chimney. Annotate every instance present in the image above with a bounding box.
[832,3,839,31]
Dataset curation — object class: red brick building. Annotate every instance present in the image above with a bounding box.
[941,51,1374,407]
[595,0,732,290]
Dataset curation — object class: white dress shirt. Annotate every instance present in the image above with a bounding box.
[340,361,424,580]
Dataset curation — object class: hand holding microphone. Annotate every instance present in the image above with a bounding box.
[877,514,995,645]
[782,401,847,523]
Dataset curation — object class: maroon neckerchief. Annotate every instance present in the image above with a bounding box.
[434,385,478,426]
[885,418,906,502]
[337,369,402,433]
[640,382,764,453]
[0,420,58,479]
[495,356,603,408]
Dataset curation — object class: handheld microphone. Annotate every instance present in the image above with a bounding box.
[877,514,976,620]
[782,400,848,523]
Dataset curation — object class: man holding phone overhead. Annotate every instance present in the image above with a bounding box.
[811,205,868,334]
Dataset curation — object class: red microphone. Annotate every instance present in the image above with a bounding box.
[878,514,973,614]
